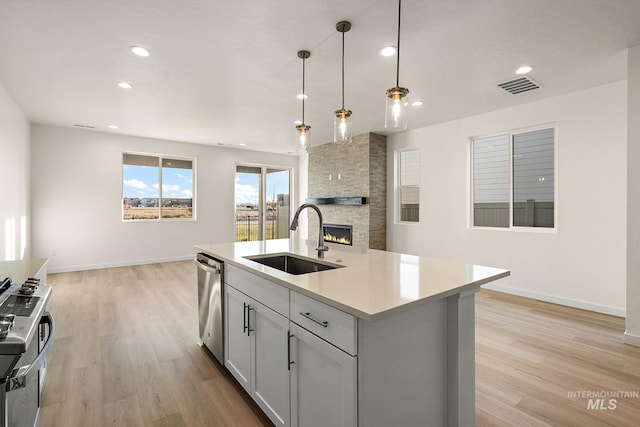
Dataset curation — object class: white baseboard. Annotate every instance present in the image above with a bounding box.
[481,282,626,317]
[48,255,194,274]
[624,332,640,347]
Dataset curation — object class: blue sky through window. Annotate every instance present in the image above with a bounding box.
[123,165,193,199]
[235,170,289,205]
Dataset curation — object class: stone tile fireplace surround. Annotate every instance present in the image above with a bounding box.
[307,132,386,250]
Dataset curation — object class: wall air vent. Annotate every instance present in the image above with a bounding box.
[497,76,540,94]
[73,124,96,129]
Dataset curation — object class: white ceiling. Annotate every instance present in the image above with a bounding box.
[1,0,639,154]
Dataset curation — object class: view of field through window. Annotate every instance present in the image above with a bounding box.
[122,154,194,220]
[235,167,290,241]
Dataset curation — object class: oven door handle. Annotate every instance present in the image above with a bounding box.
[6,311,55,392]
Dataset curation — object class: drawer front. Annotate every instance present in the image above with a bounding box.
[225,264,289,317]
[290,291,357,355]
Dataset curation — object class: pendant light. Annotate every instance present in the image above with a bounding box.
[296,50,311,152]
[334,21,352,144]
[385,0,409,130]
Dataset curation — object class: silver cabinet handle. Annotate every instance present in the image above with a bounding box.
[299,312,328,328]
[243,302,248,334]
[246,305,254,336]
[287,331,294,371]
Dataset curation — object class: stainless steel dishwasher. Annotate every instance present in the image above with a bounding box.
[195,252,224,364]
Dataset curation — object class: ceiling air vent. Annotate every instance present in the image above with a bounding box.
[497,76,540,94]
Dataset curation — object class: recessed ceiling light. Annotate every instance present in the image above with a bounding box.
[297,93,308,100]
[117,82,132,89]
[293,120,303,125]
[516,65,533,75]
[238,143,246,147]
[108,125,118,129]
[411,100,424,107]
[380,46,397,57]
[130,46,150,57]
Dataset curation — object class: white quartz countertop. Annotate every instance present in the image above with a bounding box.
[196,239,509,320]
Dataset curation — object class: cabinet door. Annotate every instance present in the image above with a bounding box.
[251,301,291,427]
[224,285,251,392]
[290,323,357,427]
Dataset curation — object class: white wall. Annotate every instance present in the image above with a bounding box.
[626,46,640,344]
[0,82,30,261]
[387,81,627,316]
[30,124,299,272]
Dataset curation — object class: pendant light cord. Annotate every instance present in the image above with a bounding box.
[341,29,345,109]
[302,56,306,123]
[396,0,402,88]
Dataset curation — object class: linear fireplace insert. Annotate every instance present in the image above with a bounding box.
[322,223,353,246]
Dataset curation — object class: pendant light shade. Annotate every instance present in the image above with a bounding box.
[334,108,352,143]
[296,50,311,152]
[334,21,352,144]
[385,0,409,131]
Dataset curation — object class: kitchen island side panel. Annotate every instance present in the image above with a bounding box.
[357,297,447,426]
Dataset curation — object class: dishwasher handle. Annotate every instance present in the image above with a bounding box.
[6,311,55,392]
[195,253,222,274]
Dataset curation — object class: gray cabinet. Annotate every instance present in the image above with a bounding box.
[224,264,358,427]
[252,300,290,427]
[224,266,290,427]
[289,290,357,427]
[224,284,250,391]
[289,323,357,427]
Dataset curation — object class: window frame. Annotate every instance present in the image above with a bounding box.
[469,124,557,232]
[234,162,294,241]
[122,151,196,222]
[396,148,420,224]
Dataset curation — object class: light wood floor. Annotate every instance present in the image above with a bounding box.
[40,261,640,426]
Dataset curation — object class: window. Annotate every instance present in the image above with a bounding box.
[472,127,555,229]
[122,153,194,221]
[235,165,291,241]
[398,149,420,222]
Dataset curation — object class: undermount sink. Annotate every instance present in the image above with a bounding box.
[244,253,344,275]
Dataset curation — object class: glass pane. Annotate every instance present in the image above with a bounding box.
[473,135,510,227]
[513,128,554,227]
[400,187,419,222]
[400,150,419,186]
[399,150,420,223]
[266,169,290,240]
[161,158,193,219]
[235,168,261,241]
[123,154,160,220]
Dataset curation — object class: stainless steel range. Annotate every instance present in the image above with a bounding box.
[0,276,54,427]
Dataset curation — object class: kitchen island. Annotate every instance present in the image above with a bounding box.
[196,239,509,427]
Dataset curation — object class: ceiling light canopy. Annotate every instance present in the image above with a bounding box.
[334,20,353,144]
[296,50,311,152]
[385,0,409,131]
[130,46,150,57]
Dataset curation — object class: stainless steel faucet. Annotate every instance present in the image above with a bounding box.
[290,203,329,258]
